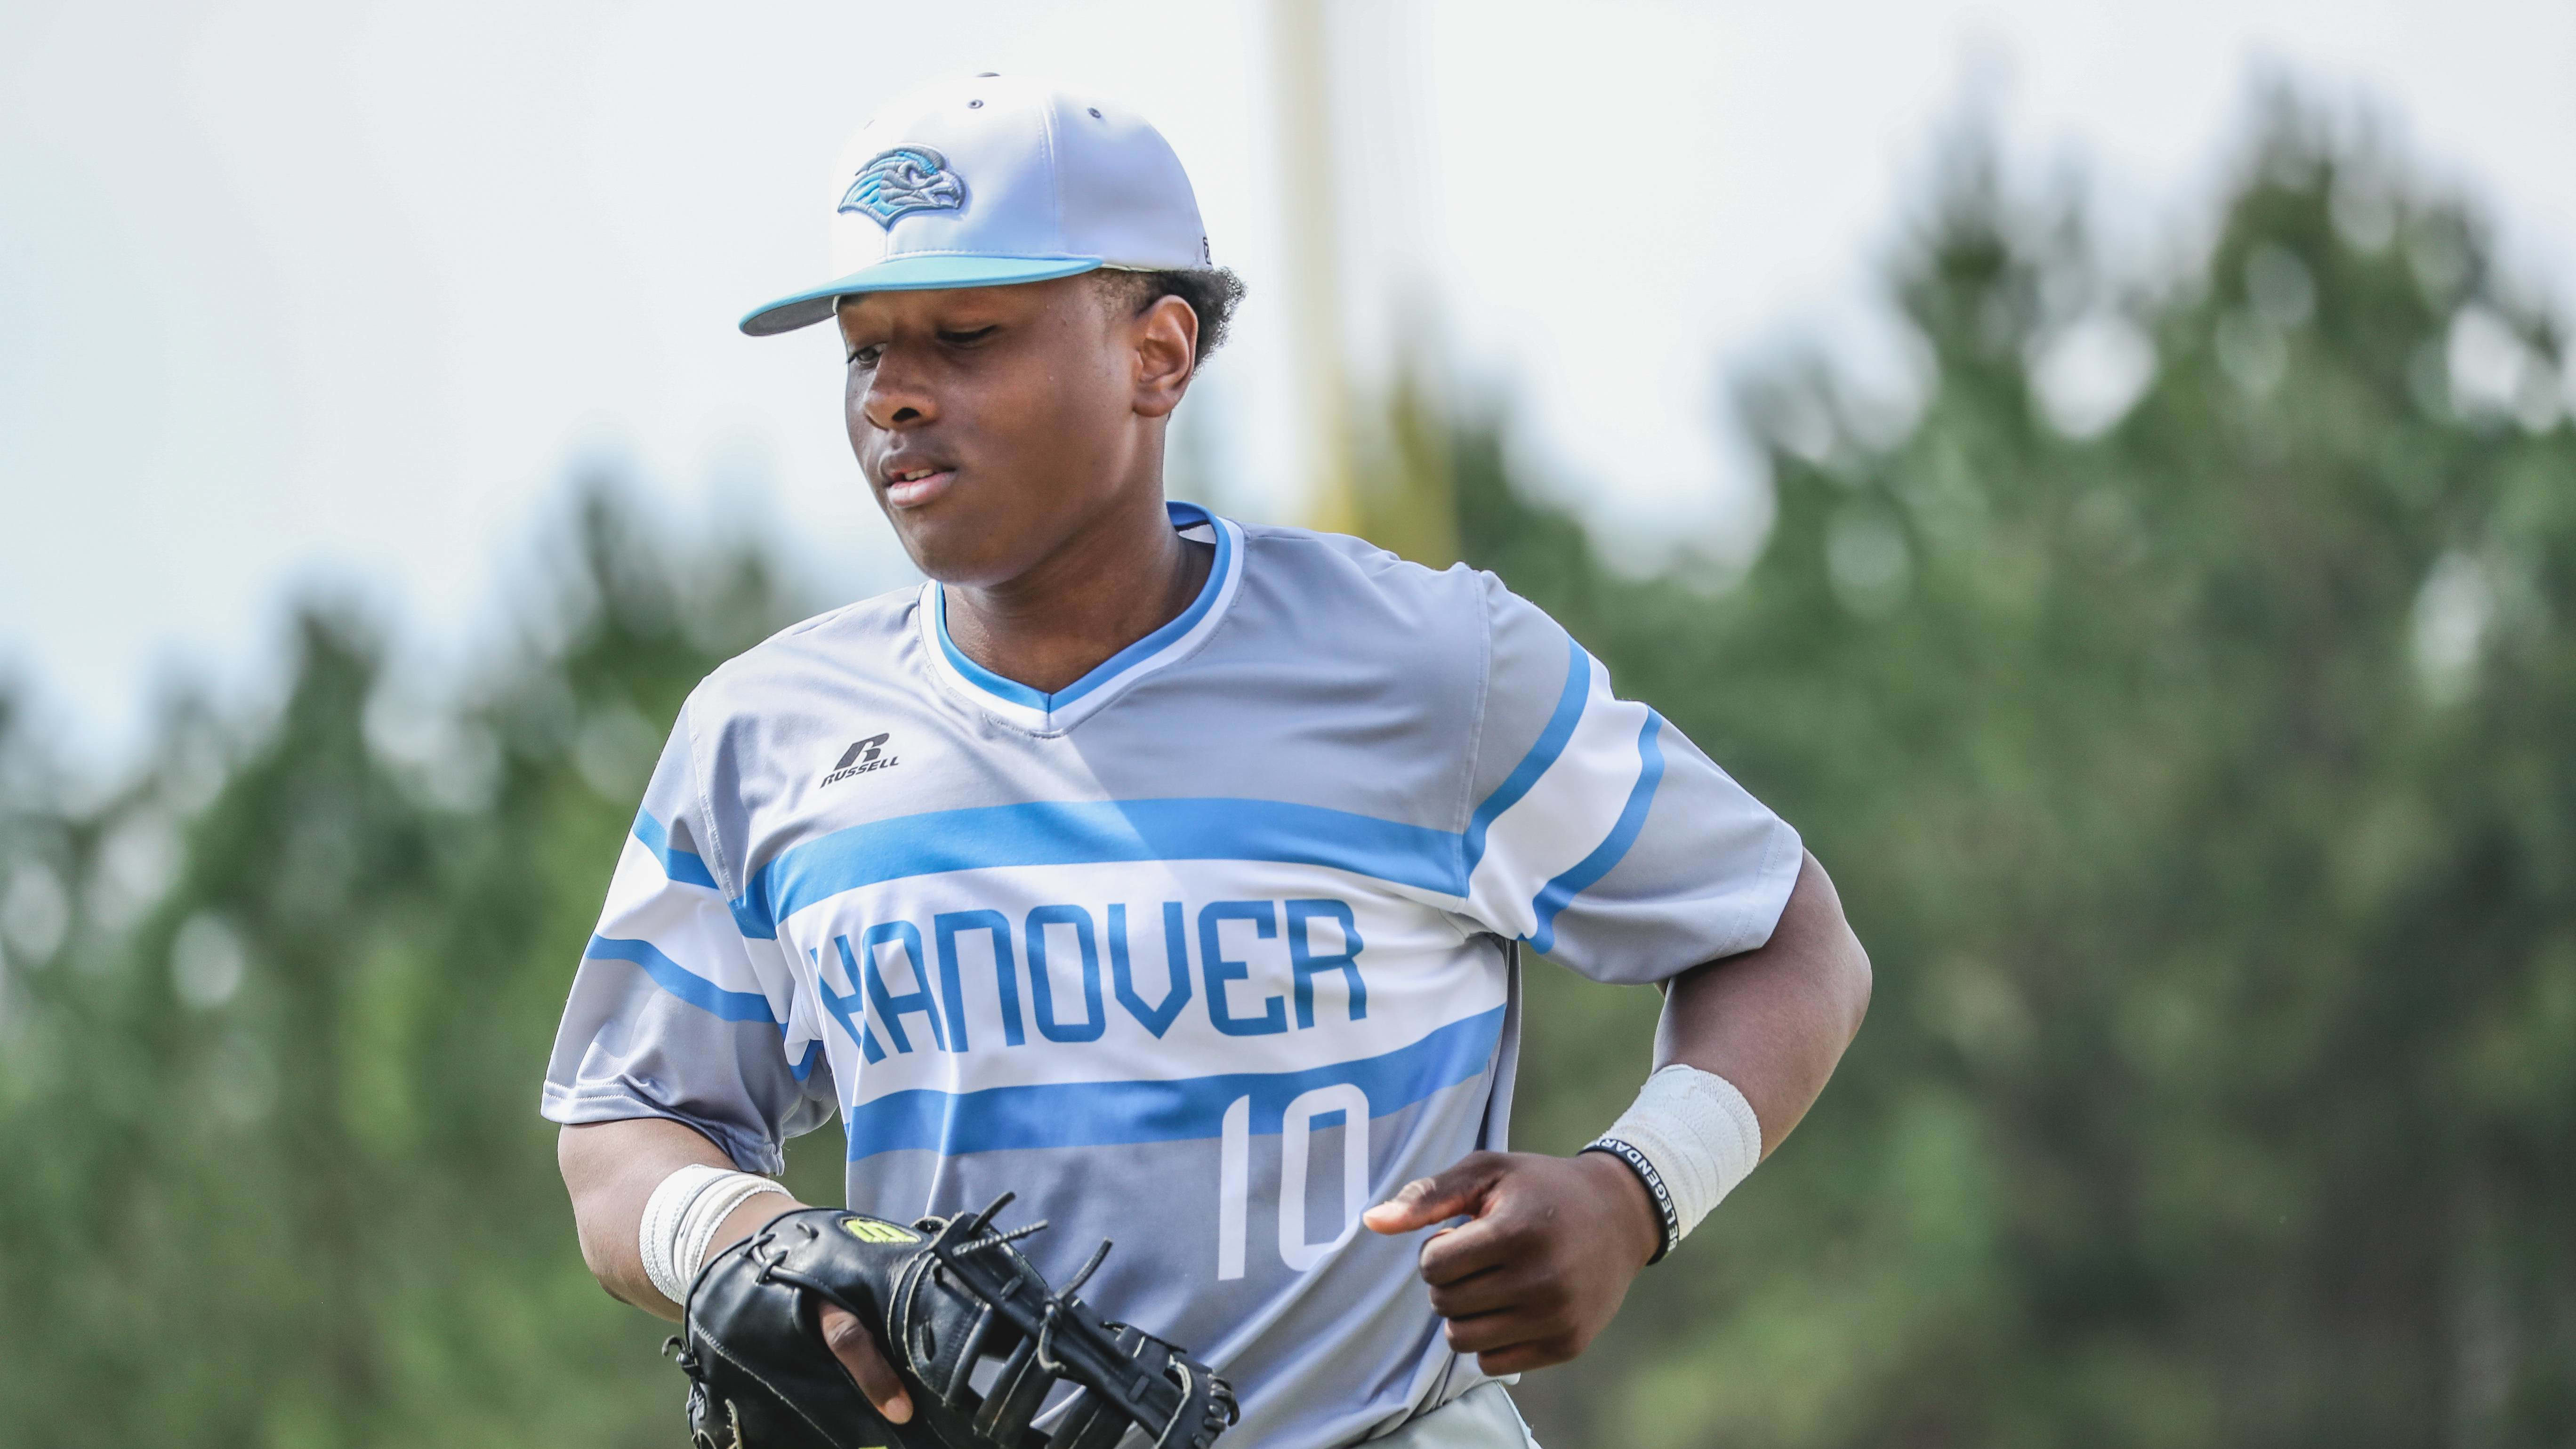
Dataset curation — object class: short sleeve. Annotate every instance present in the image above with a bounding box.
[1457,576,1803,984]
[539,698,836,1173]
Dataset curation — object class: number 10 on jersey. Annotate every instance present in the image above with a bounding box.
[1216,1084,1372,1279]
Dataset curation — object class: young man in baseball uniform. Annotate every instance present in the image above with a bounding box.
[547,74,1870,1448]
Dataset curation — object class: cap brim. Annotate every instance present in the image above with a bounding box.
[738,255,1105,336]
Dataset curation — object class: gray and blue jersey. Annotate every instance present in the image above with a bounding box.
[541,503,1801,1447]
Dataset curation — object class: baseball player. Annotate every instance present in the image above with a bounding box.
[547,74,1870,1448]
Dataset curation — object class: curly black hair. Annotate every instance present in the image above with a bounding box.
[1092,266,1248,366]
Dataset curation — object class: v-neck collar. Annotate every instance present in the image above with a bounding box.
[917,501,1244,734]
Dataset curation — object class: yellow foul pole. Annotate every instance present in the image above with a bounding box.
[1270,0,1359,537]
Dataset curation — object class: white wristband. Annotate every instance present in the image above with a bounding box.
[1587,1064,1763,1261]
[639,1164,791,1307]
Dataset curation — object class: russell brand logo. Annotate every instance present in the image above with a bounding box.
[822,733,899,787]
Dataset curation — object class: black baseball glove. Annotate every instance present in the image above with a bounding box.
[668,1194,1237,1449]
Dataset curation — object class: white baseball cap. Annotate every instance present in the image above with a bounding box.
[739,74,1212,337]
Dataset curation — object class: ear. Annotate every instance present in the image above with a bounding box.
[1131,294,1199,419]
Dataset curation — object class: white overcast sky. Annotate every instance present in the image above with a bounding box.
[5,0,2573,769]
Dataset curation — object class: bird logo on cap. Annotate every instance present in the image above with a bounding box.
[838,146,966,227]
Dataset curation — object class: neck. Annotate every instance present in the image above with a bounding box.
[941,490,1212,698]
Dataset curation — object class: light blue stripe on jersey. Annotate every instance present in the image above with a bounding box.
[933,501,1232,713]
[1461,634,1589,875]
[733,797,1465,939]
[933,605,1045,708]
[843,1004,1505,1159]
[726,625,1636,944]
[631,808,721,892]
[583,934,826,1081]
[1527,711,1667,955]
[586,934,775,1023]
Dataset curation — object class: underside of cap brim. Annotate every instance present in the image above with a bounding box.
[738,254,1107,336]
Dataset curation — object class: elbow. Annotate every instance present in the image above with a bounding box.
[556,1125,624,1292]
[1793,848,1872,1043]
[571,1212,620,1297]
[1836,923,1873,1043]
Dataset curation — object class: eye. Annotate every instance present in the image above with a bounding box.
[846,344,884,370]
[937,325,998,346]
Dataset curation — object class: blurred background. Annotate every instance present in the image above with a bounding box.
[5,1,2574,1445]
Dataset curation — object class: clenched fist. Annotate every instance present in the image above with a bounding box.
[1362,1150,1663,1375]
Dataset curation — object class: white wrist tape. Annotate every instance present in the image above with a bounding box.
[1589,1065,1764,1258]
[639,1164,791,1307]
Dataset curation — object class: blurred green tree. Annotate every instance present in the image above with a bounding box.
[1483,99,2576,1449]
[0,492,841,1448]
[1,94,2570,1449]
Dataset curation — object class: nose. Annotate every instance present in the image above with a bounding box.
[857,345,937,433]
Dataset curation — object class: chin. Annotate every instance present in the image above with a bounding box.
[890,515,1024,590]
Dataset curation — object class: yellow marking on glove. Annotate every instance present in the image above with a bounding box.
[841,1217,920,1245]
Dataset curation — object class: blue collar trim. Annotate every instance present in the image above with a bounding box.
[932,501,1232,716]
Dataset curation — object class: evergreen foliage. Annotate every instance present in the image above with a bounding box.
[1,107,2569,1447]
[0,499,843,1447]
[1482,106,2576,1449]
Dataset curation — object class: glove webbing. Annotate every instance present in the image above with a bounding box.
[915,1200,1224,1449]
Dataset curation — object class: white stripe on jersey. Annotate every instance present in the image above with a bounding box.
[1463,650,1655,941]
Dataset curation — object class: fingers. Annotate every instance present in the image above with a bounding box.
[1413,1210,1524,1286]
[1472,1339,1580,1377]
[1423,1260,1551,1321]
[1435,1268,1586,1372]
[818,1304,912,1425]
[1398,1152,1651,1379]
[1439,1295,1581,1367]
[1361,1152,1505,1235]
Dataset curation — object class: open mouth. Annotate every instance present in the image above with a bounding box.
[880,464,958,508]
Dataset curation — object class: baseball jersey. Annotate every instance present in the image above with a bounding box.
[541,503,1802,1448]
